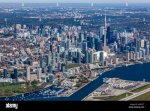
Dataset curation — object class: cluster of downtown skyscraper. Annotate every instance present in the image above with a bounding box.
[0,4,149,86]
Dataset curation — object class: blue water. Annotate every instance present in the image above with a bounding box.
[0,62,150,101]
[68,63,150,100]
[33,62,150,101]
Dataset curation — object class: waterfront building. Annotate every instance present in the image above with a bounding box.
[3,68,7,78]
[145,46,149,55]
[136,52,140,59]
[13,68,18,81]
[133,52,136,60]
[136,39,141,52]
[140,39,145,48]
[47,74,54,83]
[104,60,108,66]
[99,51,104,64]
[126,51,130,61]
[93,53,97,64]
[26,66,31,82]
[37,68,41,81]
[115,58,119,64]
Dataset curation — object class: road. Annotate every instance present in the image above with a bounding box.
[121,88,150,101]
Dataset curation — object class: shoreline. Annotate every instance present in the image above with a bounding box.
[79,60,150,101]
[0,59,150,100]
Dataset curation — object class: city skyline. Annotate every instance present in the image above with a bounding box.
[0,0,150,104]
[0,0,150,3]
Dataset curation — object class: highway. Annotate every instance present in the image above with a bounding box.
[121,88,150,101]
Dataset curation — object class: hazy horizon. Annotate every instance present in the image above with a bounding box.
[0,0,150,3]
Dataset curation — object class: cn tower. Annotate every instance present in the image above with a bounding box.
[103,15,107,52]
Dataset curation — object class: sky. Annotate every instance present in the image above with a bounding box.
[0,0,150,3]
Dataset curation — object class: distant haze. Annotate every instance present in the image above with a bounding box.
[0,0,150,3]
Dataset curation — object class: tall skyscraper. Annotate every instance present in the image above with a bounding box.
[77,50,81,64]
[106,26,111,44]
[4,18,7,27]
[99,52,104,64]
[90,50,94,64]
[136,39,141,52]
[100,27,104,39]
[46,52,51,66]
[85,51,89,63]
[95,38,102,51]
[79,32,84,43]
[103,16,109,53]
[82,42,87,54]
[89,37,94,49]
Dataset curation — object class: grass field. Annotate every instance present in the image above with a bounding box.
[0,83,43,97]
[131,84,150,93]
[131,92,150,101]
[93,93,132,101]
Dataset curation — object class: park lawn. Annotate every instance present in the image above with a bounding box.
[0,83,42,97]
